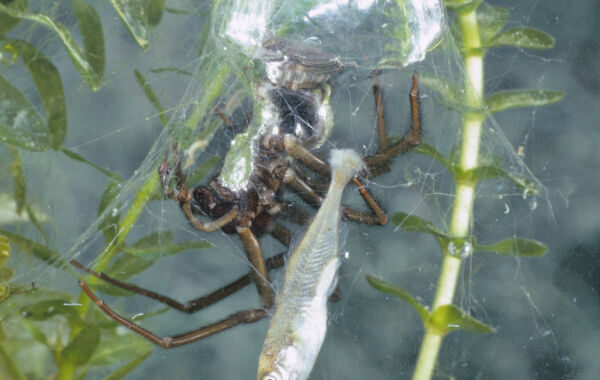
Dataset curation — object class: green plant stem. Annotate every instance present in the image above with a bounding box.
[412,8,484,380]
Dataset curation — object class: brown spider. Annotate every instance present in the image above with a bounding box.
[72,37,421,349]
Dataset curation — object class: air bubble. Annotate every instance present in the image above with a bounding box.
[447,241,456,256]
[459,242,473,259]
[111,208,119,217]
[528,197,538,210]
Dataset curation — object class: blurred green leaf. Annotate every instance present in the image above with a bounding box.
[0,74,50,151]
[486,89,564,113]
[0,284,8,302]
[0,228,67,267]
[7,146,26,214]
[111,0,164,48]
[98,179,122,245]
[21,299,79,321]
[366,275,430,323]
[123,240,212,259]
[134,69,167,125]
[475,238,547,257]
[0,235,9,267]
[7,39,67,148]
[0,344,27,380]
[413,144,452,172]
[130,231,173,249]
[443,0,482,13]
[0,3,105,89]
[89,334,153,365]
[430,304,495,335]
[104,253,152,281]
[103,351,152,380]
[476,3,508,45]
[61,325,100,366]
[187,156,220,186]
[61,147,122,180]
[488,27,555,49]
[0,267,13,282]
[0,0,26,35]
[418,73,465,111]
[147,0,165,26]
[149,67,193,76]
[391,212,449,239]
[460,166,540,195]
[21,318,49,346]
[71,0,105,89]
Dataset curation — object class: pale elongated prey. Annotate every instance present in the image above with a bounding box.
[257,148,364,380]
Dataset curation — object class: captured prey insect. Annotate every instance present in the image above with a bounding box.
[258,149,364,380]
[72,36,422,352]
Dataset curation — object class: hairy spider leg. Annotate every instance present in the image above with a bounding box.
[74,72,422,348]
[79,279,266,349]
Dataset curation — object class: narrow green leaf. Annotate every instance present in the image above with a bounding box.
[130,231,173,249]
[0,284,8,302]
[61,147,123,180]
[391,212,449,239]
[21,318,49,346]
[0,267,13,282]
[187,156,220,186]
[0,74,50,151]
[418,73,465,111]
[367,275,430,323]
[98,179,122,244]
[475,238,547,257]
[25,203,50,243]
[110,0,153,48]
[0,228,67,267]
[7,40,67,148]
[443,0,482,13]
[0,4,104,89]
[61,325,100,366]
[104,253,152,281]
[0,344,27,380]
[0,235,9,267]
[430,304,495,335]
[486,89,564,113]
[147,0,165,26]
[89,334,153,365]
[476,3,509,45]
[460,166,540,195]
[413,143,452,172]
[71,0,105,89]
[7,146,26,214]
[122,240,212,259]
[21,299,79,321]
[149,67,193,76]
[488,27,555,50]
[134,69,167,125]
[0,0,26,35]
[103,351,152,380]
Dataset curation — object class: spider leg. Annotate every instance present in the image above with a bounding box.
[372,69,388,151]
[79,280,266,349]
[237,227,274,309]
[72,251,285,314]
[277,165,385,225]
[159,144,239,232]
[364,72,421,173]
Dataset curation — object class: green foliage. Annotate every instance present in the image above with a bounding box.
[368,1,561,378]
[110,0,165,48]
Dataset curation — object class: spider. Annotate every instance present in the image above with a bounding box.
[72,37,421,349]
